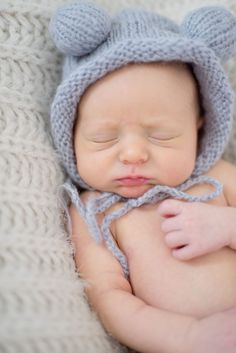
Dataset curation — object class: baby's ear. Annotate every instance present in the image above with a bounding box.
[181,6,236,61]
[49,1,111,56]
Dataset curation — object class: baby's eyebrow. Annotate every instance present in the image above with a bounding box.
[142,118,183,130]
[83,122,118,133]
[82,113,186,132]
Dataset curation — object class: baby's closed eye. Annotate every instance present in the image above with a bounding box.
[148,133,181,141]
[91,135,119,143]
[147,130,182,146]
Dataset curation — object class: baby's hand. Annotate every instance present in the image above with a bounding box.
[158,199,232,260]
[188,307,236,353]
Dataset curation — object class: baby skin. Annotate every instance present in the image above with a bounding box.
[70,63,236,353]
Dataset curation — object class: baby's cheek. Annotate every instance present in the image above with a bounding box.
[77,152,112,191]
[76,154,95,182]
[165,152,196,185]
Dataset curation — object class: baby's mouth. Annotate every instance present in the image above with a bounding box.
[116,176,150,187]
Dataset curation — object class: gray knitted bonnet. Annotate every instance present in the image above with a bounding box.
[50,2,236,276]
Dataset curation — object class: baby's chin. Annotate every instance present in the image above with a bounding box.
[115,185,153,199]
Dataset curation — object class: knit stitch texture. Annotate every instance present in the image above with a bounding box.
[0,0,236,353]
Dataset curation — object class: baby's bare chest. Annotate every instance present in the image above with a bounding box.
[113,196,236,317]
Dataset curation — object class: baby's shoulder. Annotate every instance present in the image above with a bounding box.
[70,190,105,229]
[205,159,236,206]
[206,159,236,180]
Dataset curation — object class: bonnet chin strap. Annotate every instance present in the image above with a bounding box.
[64,176,223,278]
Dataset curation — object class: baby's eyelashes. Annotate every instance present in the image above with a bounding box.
[91,137,118,143]
[84,128,182,147]
[87,132,119,143]
[86,134,120,150]
[87,135,180,146]
[147,133,182,145]
[148,135,177,141]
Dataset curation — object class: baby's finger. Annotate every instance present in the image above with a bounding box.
[160,216,181,233]
[172,245,201,261]
[158,199,185,218]
[165,231,188,249]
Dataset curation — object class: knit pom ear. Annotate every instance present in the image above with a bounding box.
[49,1,111,56]
[181,6,236,61]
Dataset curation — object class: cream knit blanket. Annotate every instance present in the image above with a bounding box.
[0,1,235,353]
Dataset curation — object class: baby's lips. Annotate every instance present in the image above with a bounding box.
[116,176,150,186]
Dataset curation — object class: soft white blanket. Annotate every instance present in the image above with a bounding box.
[0,0,235,352]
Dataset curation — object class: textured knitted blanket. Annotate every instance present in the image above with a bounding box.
[0,1,235,353]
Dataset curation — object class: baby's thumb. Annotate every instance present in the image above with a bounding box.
[158,199,185,217]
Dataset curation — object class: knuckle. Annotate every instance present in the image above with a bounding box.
[182,217,192,229]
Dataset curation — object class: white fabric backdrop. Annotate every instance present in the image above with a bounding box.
[0,1,235,352]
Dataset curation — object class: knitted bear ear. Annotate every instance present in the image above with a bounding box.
[181,6,236,61]
[49,1,111,56]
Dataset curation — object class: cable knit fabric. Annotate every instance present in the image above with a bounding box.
[0,1,128,353]
[0,1,236,353]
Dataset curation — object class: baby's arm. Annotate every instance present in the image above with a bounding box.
[158,160,236,259]
[70,201,236,353]
[70,203,193,353]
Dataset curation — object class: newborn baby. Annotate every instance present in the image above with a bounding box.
[72,61,236,317]
[50,3,236,353]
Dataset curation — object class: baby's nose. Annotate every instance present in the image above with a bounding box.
[119,139,149,165]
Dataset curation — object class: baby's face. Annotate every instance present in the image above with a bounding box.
[74,62,202,198]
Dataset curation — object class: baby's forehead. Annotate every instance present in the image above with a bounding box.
[79,61,199,104]
[88,61,196,87]
[77,61,200,127]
